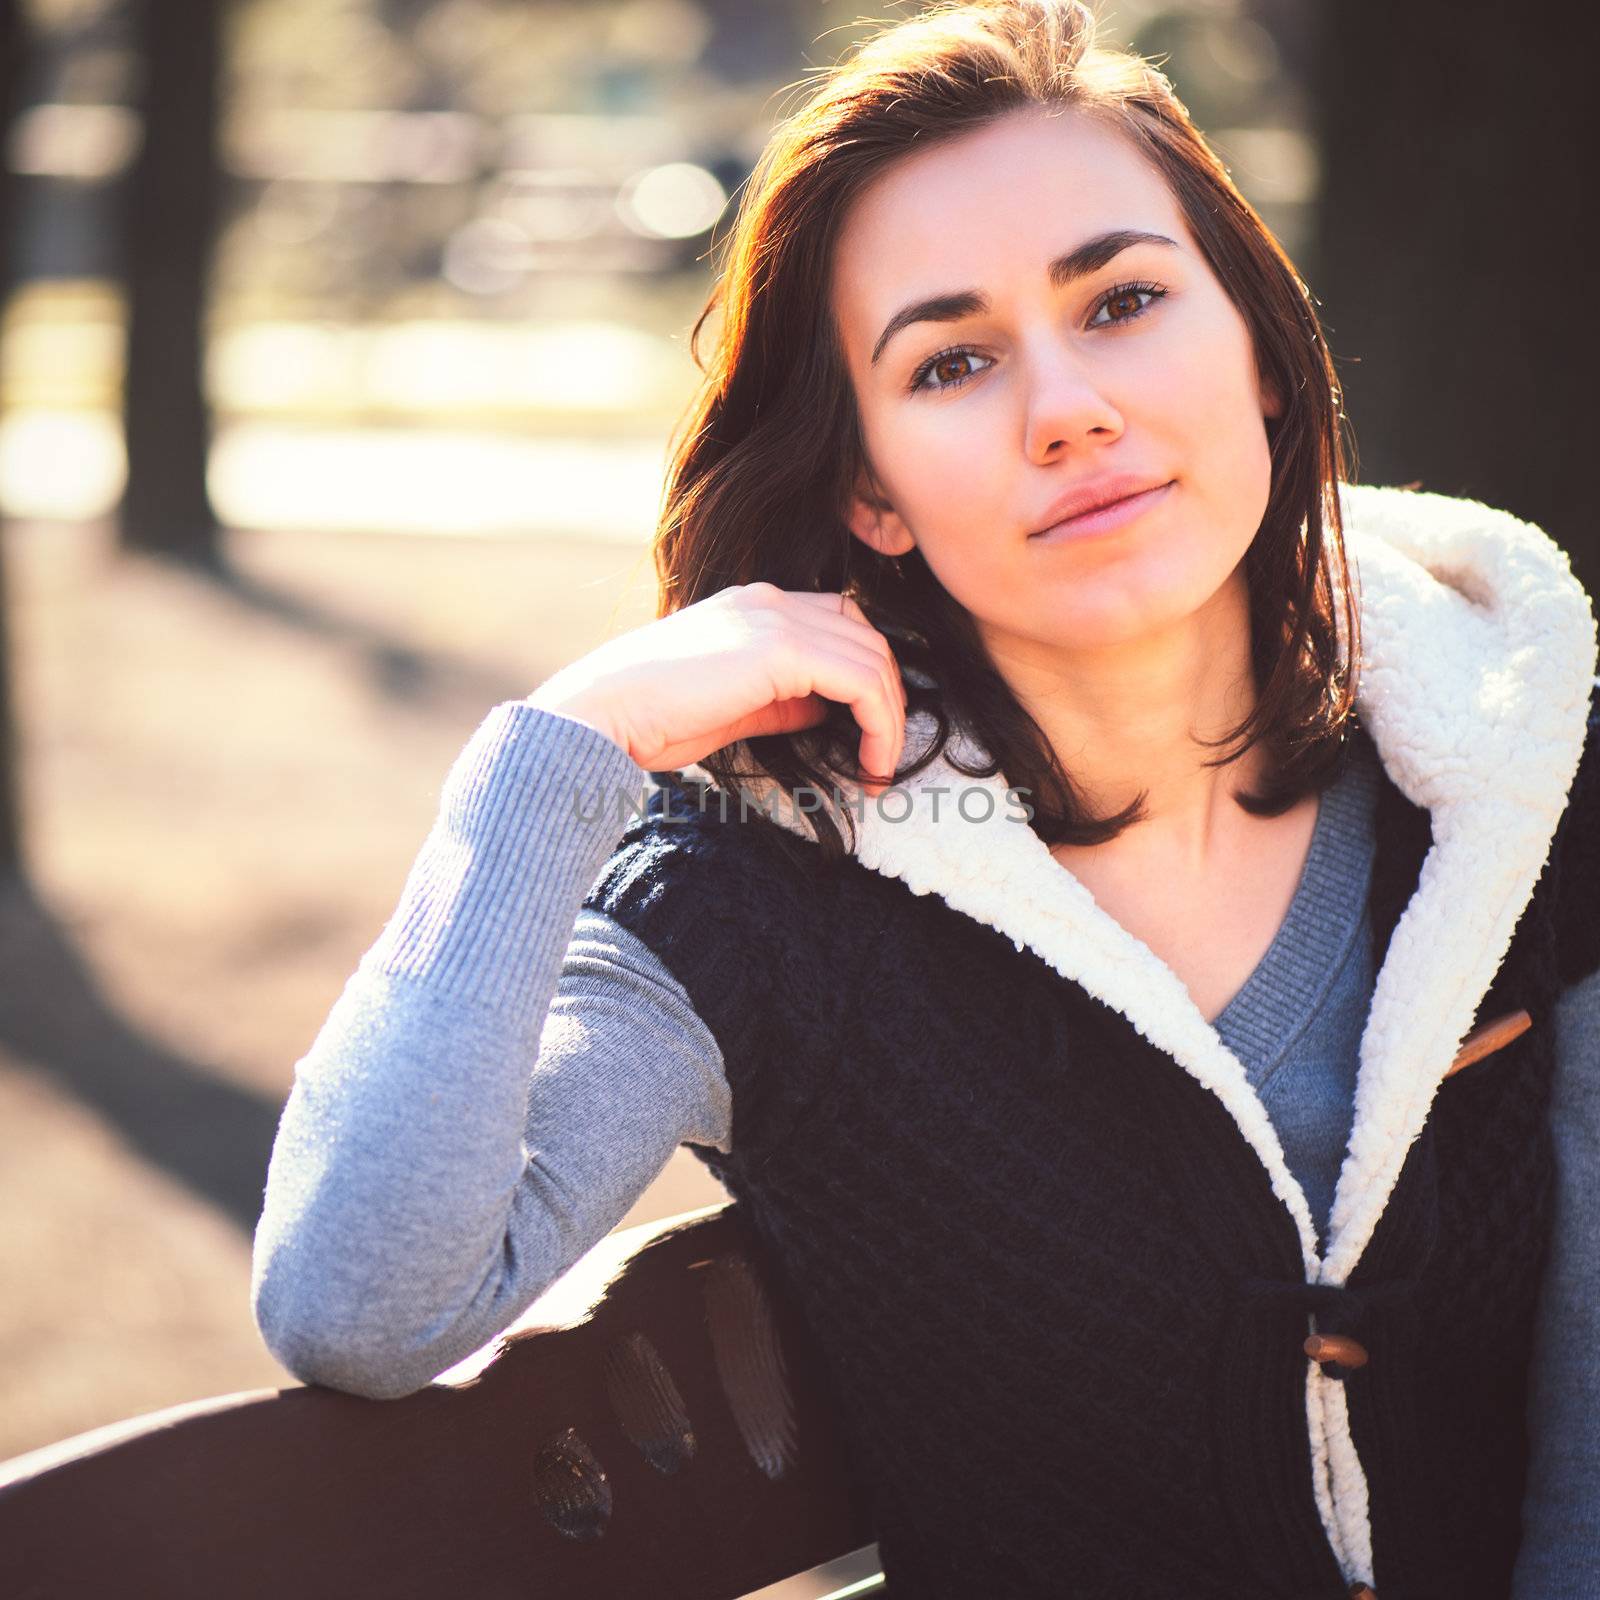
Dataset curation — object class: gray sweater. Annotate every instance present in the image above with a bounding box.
[250,700,1600,1595]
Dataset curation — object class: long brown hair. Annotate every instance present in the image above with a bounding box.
[654,0,1359,861]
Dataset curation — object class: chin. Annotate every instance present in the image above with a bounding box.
[1090,576,1233,645]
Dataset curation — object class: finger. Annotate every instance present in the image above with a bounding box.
[727,695,834,743]
[648,696,829,771]
[779,591,903,681]
[795,644,903,798]
[753,593,909,730]
[780,612,905,761]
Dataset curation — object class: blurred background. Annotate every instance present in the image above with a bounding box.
[0,0,1593,1590]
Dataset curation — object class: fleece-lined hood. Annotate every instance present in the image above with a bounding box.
[681,481,1598,1582]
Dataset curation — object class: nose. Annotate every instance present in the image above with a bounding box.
[1021,339,1125,464]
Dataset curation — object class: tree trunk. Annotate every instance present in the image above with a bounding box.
[0,0,27,876]
[119,0,222,563]
[1312,0,1600,587]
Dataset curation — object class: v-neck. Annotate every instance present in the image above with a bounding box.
[1210,726,1382,1087]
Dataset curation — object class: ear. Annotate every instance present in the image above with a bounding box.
[1259,371,1284,421]
[845,465,916,558]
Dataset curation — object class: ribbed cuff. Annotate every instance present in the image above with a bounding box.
[359,701,650,1031]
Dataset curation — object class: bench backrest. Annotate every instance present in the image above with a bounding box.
[0,1201,878,1599]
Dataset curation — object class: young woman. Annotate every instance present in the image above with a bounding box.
[251,3,1600,1595]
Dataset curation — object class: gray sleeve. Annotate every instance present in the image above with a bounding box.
[249,702,733,1401]
[1511,964,1600,1599]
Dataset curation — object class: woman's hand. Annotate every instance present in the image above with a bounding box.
[526,583,907,797]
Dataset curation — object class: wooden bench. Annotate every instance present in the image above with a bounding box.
[0,1201,885,1599]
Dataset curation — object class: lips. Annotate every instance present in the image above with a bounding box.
[1029,473,1173,537]
[1029,478,1174,546]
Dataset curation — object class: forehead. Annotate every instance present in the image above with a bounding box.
[830,107,1189,330]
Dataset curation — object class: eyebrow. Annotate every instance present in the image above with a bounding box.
[868,228,1181,367]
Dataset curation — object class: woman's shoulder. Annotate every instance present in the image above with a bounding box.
[579,774,851,1138]
[1550,674,1600,987]
[582,770,832,945]
[1557,673,1600,831]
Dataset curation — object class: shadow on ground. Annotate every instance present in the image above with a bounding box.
[0,872,282,1231]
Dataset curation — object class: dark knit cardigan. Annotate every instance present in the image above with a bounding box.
[583,485,1600,1599]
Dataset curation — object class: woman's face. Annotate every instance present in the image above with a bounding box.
[830,105,1280,667]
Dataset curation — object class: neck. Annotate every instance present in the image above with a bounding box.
[982,564,1263,868]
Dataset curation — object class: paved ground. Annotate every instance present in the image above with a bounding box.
[0,514,733,1462]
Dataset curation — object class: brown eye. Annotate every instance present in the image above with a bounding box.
[909,346,993,394]
[1089,281,1168,330]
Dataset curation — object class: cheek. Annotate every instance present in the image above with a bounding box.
[1193,385,1275,561]
[1151,323,1275,543]
[875,407,1014,535]
[1160,315,1272,467]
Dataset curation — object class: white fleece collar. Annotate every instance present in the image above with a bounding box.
[687,483,1597,1289]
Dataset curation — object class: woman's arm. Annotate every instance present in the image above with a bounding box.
[1511,964,1600,1599]
[249,703,732,1400]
